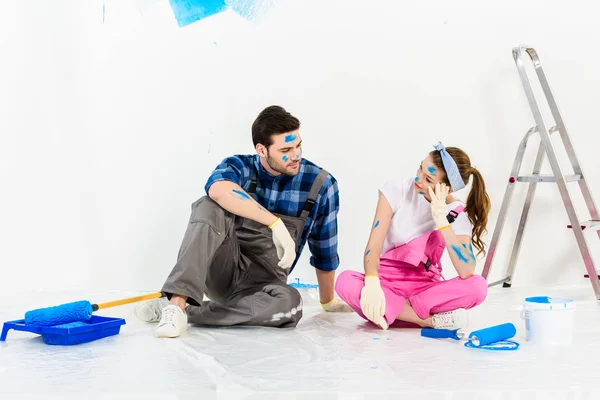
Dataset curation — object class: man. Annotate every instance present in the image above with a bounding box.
[135,105,352,338]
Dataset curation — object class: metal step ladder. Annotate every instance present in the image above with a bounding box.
[481,45,600,300]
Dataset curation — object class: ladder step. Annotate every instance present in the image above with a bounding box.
[515,174,582,183]
[567,220,600,231]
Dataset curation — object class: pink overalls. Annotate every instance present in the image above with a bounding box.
[335,207,488,328]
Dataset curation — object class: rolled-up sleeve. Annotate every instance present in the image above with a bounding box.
[308,176,340,271]
[204,155,252,194]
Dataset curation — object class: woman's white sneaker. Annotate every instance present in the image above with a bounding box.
[431,308,468,330]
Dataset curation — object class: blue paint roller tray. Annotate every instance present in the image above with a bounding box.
[0,315,126,345]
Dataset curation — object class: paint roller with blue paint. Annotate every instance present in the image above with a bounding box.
[21,292,165,326]
[1,292,166,344]
[421,322,519,350]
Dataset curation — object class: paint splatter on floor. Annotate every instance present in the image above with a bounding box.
[288,278,318,289]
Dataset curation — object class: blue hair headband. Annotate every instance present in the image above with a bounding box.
[433,141,465,191]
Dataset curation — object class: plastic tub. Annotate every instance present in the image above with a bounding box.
[521,296,575,345]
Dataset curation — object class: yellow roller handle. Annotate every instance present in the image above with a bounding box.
[93,292,164,311]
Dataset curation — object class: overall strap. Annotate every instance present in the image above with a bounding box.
[300,169,329,219]
[446,205,465,223]
[247,167,258,194]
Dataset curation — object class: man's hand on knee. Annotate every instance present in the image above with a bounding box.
[269,218,296,269]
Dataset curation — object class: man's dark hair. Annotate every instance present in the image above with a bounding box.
[252,105,300,147]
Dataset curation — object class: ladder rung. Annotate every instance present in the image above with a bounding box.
[515,174,582,183]
[567,220,600,231]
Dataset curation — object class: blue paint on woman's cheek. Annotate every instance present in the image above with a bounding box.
[415,177,419,182]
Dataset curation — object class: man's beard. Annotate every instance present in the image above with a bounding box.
[266,152,299,176]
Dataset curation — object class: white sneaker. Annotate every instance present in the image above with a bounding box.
[134,298,169,323]
[154,305,188,338]
[432,308,468,330]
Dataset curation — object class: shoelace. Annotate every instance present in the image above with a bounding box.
[161,307,177,325]
[433,312,453,327]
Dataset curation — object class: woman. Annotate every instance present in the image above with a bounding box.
[335,142,491,330]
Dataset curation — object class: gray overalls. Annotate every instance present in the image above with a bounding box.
[161,167,329,328]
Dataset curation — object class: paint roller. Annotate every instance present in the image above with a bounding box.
[24,292,165,326]
[421,322,519,350]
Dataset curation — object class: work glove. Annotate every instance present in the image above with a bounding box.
[269,218,296,269]
[360,275,387,327]
[428,183,451,229]
[321,297,354,312]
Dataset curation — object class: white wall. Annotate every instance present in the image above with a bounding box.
[2,0,600,295]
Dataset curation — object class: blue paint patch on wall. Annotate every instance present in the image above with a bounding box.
[169,0,228,27]
[228,0,273,21]
[168,0,273,27]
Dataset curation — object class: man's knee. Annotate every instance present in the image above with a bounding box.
[257,284,303,327]
[189,196,232,233]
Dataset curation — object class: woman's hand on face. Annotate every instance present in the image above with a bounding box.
[428,183,450,228]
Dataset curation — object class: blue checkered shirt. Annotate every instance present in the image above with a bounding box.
[204,154,340,272]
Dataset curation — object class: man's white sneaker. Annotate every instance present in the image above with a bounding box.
[134,298,169,323]
[154,305,188,338]
[431,308,468,330]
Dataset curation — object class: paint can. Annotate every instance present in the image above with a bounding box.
[520,296,575,345]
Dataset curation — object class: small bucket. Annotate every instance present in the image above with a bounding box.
[521,296,575,345]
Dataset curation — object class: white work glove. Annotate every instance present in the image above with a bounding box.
[269,218,296,269]
[360,275,386,325]
[320,297,354,312]
[428,183,451,229]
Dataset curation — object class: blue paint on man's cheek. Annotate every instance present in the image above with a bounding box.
[452,245,470,263]
[282,155,289,162]
[285,134,297,143]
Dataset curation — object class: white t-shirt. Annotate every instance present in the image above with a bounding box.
[379,176,473,255]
